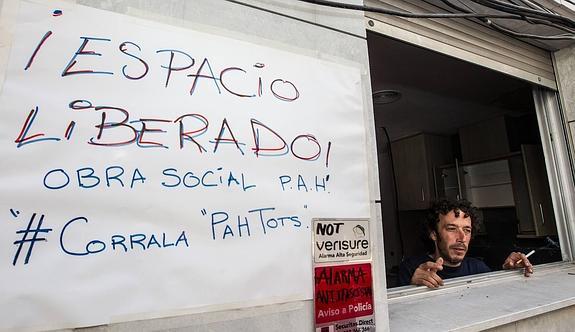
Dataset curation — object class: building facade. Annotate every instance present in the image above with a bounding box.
[1,0,575,331]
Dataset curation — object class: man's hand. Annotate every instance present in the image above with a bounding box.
[411,257,444,288]
[502,252,533,277]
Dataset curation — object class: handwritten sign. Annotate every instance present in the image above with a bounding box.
[314,263,375,331]
[0,1,369,330]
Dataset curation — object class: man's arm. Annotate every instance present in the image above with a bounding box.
[411,257,444,288]
[502,252,534,277]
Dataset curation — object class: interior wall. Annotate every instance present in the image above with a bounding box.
[0,0,386,331]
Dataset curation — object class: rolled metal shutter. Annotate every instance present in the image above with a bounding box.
[365,0,557,90]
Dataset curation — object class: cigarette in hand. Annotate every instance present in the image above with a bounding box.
[515,250,535,265]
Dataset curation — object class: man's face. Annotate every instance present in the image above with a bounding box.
[431,210,472,267]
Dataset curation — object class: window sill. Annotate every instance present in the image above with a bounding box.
[387,262,575,331]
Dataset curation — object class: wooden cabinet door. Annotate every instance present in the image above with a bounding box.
[522,145,557,236]
[391,134,430,210]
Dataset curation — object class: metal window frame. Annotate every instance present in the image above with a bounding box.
[532,87,575,261]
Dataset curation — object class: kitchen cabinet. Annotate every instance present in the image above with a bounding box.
[439,158,515,208]
[391,133,452,210]
[458,114,540,162]
[463,159,515,208]
[514,145,557,236]
[459,116,510,162]
[438,144,556,236]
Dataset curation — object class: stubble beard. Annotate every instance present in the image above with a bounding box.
[436,236,466,266]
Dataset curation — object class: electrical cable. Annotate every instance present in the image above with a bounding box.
[469,0,575,27]
[296,0,520,18]
[441,0,575,39]
[297,0,575,40]
[513,0,553,13]
[468,0,575,39]
[445,0,476,12]
[485,19,575,39]
[466,0,572,26]
[523,17,575,35]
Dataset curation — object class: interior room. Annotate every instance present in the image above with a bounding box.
[367,31,562,288]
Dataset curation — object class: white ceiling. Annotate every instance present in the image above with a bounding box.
[367,31,535,141]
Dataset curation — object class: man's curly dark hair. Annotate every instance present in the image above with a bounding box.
[422,199,480,252]
[426,198,480,235]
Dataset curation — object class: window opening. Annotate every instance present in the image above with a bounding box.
[367,31,563,288]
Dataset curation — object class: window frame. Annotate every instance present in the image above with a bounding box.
[532,87,575,262]
[385,87,575,296]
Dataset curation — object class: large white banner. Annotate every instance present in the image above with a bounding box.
[0,1,370,330]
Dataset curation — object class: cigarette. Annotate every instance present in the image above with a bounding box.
[515,250,535,265]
